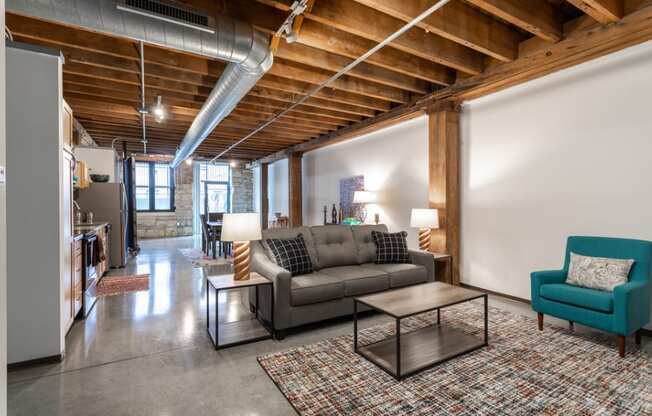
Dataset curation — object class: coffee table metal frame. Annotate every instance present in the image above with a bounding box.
[353,288,488,380]
[206,274,274,350]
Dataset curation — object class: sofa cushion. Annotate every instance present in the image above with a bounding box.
[262,226,320,269]
[372,230,410,264]
[310,225,358,268]
[265,234,313,276]
[290,273,345,306]
[319,265,389,296]
[352,224,389,264]
[540,283,614,313]
[566,252,634,292]
[362,263,428,288]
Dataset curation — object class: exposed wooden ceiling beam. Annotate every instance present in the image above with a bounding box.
[226,0,455,85]
[352,0,521,61]
[275,42,429,94]
[254,1,652,164]
[566,0,624,23]
[465,0,563,42]
[261,0,484,75]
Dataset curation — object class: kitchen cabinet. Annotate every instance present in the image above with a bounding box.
[63,149,75,333]
[74,160,91,189]
[73,238,83,319]
[62,99,73,150]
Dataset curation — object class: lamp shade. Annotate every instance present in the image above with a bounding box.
[353,190,376,204]
[410,208,439,229]
[220,213,262,242]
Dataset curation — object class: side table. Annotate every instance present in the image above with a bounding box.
[432,253,453,284]
[206,272,274,349]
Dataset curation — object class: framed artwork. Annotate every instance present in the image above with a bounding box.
[339,175,364,221]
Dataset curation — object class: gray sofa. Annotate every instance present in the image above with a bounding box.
[250,224,435,337]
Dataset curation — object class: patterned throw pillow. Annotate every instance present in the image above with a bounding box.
[566,252,634,292]
[371,231,410,264]
[265,234,314,276]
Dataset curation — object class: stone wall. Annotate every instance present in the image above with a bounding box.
[231,166,253,213]
[137,161,194,239]
[73,118,98,147]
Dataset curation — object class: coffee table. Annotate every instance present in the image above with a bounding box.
[353,282,488,379]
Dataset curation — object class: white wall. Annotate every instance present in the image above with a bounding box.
[268,158,289,220]
[460,40,652,328]
[303,116,429,249]
[73,146,118,182]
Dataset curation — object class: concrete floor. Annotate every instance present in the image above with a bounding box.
[7,236,651,416]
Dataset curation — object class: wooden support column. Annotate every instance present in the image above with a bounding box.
[288,152,303,227]
[428,102,461,285]
[260,163,269,229]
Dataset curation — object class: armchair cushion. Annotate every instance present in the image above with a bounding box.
[566,252,634,292]
[540,283,613,313]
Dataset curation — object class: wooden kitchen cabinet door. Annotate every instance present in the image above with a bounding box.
[73,239,83,318]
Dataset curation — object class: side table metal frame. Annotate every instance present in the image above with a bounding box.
[206,278,274,350]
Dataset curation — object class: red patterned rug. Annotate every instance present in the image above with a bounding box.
[97,274,150,297]
[258,302,651,415]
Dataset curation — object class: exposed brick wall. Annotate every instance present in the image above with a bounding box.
[137,162,194,239]
[232,166,253,213]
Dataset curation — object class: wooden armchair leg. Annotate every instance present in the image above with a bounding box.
[618,335,626,358]
[635,330,642,346]
[568,321,574,331]
[537,313,543,331]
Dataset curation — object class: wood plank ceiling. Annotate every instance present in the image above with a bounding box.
[5,0,647,161]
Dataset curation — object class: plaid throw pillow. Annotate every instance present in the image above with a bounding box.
[265,233,314,276]
[372,231,410,264]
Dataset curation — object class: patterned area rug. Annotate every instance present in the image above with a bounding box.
[96,274,149,297]
[258,302,652,415]
[178,248,232,268]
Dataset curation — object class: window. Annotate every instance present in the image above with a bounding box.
[136,162,175,212]
[198,162,230,215]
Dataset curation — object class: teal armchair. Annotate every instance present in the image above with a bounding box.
[531,236,651,357]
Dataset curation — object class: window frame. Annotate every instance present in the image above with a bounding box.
[135,161,176,213]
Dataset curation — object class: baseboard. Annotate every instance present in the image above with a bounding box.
[460,283,531,305]
[459,283,652,338]
[7,354,64,371]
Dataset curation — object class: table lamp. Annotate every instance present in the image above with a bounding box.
[221,213,262,280]
[410,208,439,251]
[353,190,377,223]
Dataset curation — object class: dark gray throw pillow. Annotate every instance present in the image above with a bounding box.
[372,230,410,264]
[265,233,314,276]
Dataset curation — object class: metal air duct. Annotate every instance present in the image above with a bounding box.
[7,0,273,167]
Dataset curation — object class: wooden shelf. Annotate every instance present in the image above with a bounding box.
[357,324,485,378]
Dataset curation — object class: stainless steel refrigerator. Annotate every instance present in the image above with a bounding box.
[76,182,128,268]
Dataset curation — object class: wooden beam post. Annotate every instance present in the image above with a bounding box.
[288,152,303,227]
[428,102,461,285]
[260,163,269,230]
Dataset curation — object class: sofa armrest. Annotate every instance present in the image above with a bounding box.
[409,249,435,282]
[250,247,292,328]
[530,270,566,311]
[613,280,650,335]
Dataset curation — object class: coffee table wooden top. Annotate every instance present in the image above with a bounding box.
[355,282,485,318]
